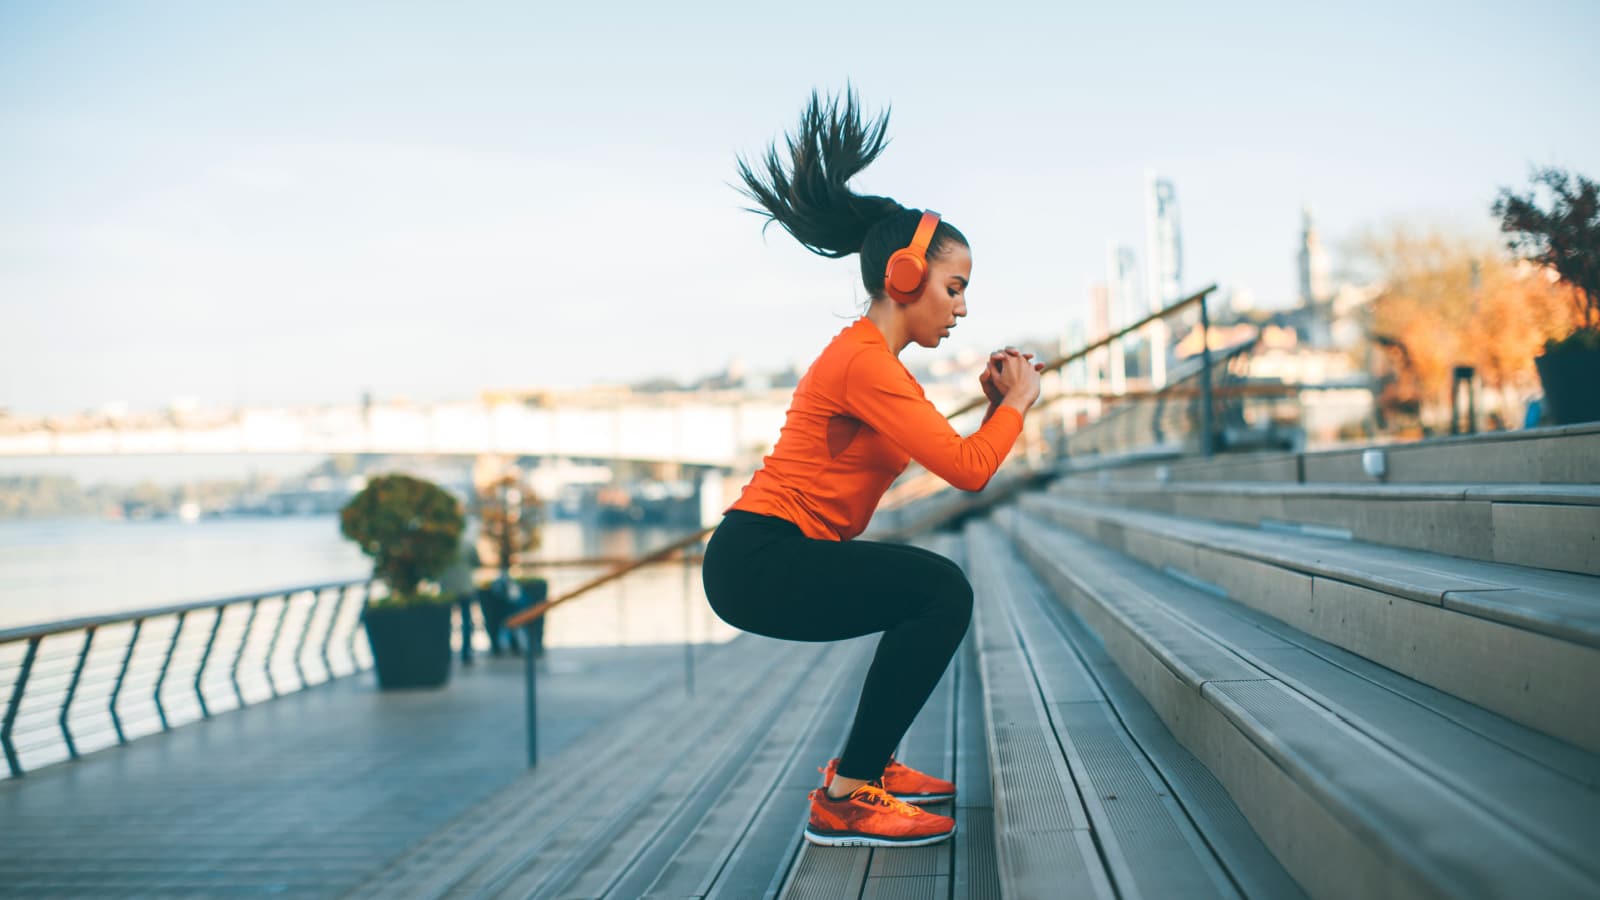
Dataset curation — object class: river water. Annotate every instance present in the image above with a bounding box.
[0,516,737,647]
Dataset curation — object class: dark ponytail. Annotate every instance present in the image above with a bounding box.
[737,88,968,299]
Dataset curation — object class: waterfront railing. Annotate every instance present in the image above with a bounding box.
[0,579,379,779]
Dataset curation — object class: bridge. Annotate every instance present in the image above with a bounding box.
[0,389,862,468]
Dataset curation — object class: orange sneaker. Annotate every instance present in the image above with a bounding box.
[804,781,956,848]
[819,756,956,804]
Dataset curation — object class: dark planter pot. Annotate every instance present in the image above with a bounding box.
[362,603,452,689]
[1536,344,1600,425]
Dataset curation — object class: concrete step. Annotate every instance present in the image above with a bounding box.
[963,520,1115,899]
[1047,479,1600,576]
[962,521,1304,900]
[998,507,1600,898]
[1019,492,1600,754]
[1057,421,1600,486]
[924,532,1002,900]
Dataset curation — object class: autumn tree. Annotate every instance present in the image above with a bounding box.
[1357,226,1578,430]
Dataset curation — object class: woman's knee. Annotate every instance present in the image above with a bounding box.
[929,570,974,628]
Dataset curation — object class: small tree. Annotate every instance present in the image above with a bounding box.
[1494,167,1600,344]
[340,473,464,605]
[475,472,542,577]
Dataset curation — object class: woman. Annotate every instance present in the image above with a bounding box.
[701,90,1042,849]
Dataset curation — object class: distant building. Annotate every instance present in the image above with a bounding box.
[1060,315,1089,393]
[1297,206,1333,306]
[1089,281,1111,341]
[1224,284,1258,318]
[1106,242,1142,383]
[1087,282,1123,394]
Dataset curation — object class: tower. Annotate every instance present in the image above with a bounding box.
[1145,174,1183,310]
[1298,205,1332,306]
[1144,173,1183,386]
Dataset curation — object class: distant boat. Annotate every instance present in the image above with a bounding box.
[178,502,201,523]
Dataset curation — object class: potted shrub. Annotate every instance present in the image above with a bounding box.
[1495,167,1600,425]
[340,473,465,689]
[475,472,547,656]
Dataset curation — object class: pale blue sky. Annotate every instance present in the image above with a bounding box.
[3,0,1598,416]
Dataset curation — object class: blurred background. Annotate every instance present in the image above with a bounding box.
[3,0,1597,630]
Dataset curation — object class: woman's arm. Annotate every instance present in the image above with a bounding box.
[843,350,1024,492]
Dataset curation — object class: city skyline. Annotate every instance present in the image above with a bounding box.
[4,2,1599,417]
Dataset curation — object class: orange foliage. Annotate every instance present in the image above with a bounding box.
[1464,264,1582,392]
[1362,228,1579,419]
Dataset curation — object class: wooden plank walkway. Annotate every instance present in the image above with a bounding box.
[0,643,706,897]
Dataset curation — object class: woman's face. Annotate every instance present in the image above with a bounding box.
[908,242,972,349]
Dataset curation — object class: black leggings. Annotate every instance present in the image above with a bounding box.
[701,510,973,780]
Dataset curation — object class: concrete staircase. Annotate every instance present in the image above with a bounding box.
[969,424,1600,898]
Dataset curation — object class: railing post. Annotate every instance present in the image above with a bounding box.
[617,576,627,644]
[195,606,225,719]
[524,621,538,768]
[682,550,694,697]
[263,592,292,698]
[3,636,40,778]
[322,585,348,680]
[60,628,95,759]
[232,598,261,710]
[350,583,370,670]
[110,620,143,746]
[1198,292,1217,457]
[152,611,187,732]
[292,588,319,689]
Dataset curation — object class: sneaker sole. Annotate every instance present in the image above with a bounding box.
[895,792,955,805]
[802,825,955,848]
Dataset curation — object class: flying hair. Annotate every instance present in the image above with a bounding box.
[736,87,968,299]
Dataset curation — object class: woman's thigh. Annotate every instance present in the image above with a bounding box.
[706,523,970,643]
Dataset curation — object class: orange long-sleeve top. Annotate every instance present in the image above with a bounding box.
[728,316,1024,542]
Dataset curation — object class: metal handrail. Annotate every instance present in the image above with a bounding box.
[0,579,371,645]
[506,530,712,630]
[1047,383,1304,401]
[0,578,378,779]
[946,284,1217,418]
[872,285,1225,529]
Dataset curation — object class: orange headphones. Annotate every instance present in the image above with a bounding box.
[883,210,941,303]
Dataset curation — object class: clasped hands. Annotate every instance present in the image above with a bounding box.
[978,346,1044,411]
